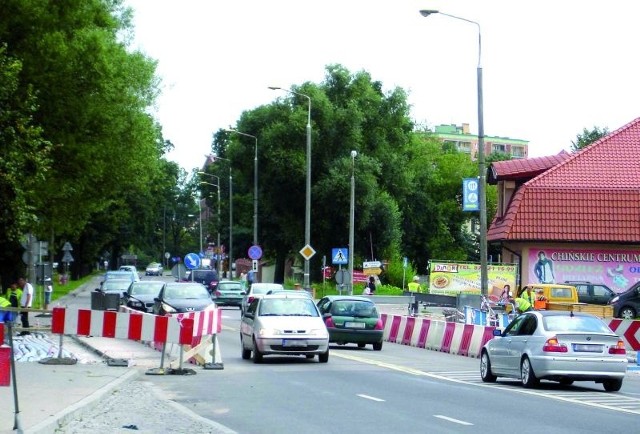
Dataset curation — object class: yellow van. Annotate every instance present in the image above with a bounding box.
[518,283,579,305]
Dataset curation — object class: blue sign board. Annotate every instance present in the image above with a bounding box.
[462,178,480,212]
[184,253,201,270]
[332,248,348,265]
[248,245,263,260]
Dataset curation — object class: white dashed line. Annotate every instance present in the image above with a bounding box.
[357,394,385,402]
[434,415,473,426]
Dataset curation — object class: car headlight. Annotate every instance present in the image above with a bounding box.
[161,302,177,313]
[610,296,619,304]
[258,328,282,337]
[129,300,143,307]
[309,328,329,337]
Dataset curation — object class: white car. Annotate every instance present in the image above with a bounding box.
[145,262,164,276]
[240,282,284,314]
[118,265,140,282]
[240,293,329,363]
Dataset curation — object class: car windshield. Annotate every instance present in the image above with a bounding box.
[543,315,612,333]
[130,282,164,295]
[105,271,133,280]
[193,270,217,280]
[218,282,243,291]
[330,300,378,318]
[164,284,210,299]
[147,263,160,268]
[259,298,319,317]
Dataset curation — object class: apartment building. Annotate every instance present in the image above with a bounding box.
[432,123,529,159]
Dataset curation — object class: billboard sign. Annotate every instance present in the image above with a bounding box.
[429,261,517,297]
[527,247,640,292]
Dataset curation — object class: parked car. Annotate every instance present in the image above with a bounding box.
[145,262,164,276]
[316,296,384,350]
[609,282,640,319]
[564,281,617,305]
[517,284,579,304]
[480,310,627,391]
[212,280,245,308]
[183,269,219,293]
[240,282,284,314]
[123,280,166,313]
[152,282,214,315]
[240,293,329,363]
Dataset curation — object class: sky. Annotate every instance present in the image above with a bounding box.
[125,0,640,172]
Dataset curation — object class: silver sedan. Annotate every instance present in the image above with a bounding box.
[480,310,627,391]
[240,294,329,363]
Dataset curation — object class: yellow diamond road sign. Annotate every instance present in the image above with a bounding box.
[299,244,316,260]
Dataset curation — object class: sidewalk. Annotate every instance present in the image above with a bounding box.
[1,277,171,433]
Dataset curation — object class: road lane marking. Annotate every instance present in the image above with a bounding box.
[330,352,640,415]
[357,394,385,402]
[434,415,473,426]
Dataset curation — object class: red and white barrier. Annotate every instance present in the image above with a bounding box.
[383,314,640,359]
[51,307,194,345]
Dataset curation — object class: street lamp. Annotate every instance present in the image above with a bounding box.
[200,179,222,278]
[200,160,233,278]
[349,150,357,296]
[420,9,488,296]
[269,86,312,291]
[225,130,258,248]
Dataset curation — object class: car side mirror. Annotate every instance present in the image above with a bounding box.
[241,291,246,295]
[492,328,503,337]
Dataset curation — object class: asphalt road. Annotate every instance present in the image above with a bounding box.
[47,274,640,433]
[133,306,640,433]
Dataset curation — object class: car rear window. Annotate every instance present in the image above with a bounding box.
[543,315,612,333]
[130,282,164,295]
[218,282,242,291]
[330,300,378,318]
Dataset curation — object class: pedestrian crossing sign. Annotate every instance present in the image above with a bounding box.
[332,248,348,265]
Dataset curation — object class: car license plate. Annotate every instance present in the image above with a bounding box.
[282,339,307,347]
[345,322,366,329]
[572,343,603,353]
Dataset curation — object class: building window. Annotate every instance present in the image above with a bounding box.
[493,143,507,153]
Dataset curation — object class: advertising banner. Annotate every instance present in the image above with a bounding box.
[527,248,640,292]
[429,261,517,297]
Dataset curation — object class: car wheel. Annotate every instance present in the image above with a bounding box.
[252,337,263,364]
[619,306,637,319]
[242,347,251,360]
[520,356,539,388]
[318,350,329,363]
[357,343,366,348]
[480,351,497,383]
[372,342,383,351]
[559,378,574,386]
[603,378,623,392]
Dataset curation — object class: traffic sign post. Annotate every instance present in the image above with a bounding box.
[184,253,201,270]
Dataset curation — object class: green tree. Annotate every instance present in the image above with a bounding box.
[571,126,609,152]
[0,0,164,277]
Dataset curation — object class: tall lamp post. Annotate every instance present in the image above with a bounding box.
[349,151,357,296]
[200,179,222,278]
[226,130,258,248]
[269,86,312,291]
[200,168,233,278]
[420,9,488,296]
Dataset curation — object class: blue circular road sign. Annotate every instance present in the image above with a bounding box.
[248,245,263,260]
[184,253,201,270]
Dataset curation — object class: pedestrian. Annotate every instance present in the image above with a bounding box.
[17,276,34,335]
[520,286,536,306]
[44,277,53,310]
[7,282,22,308]
[509,296,533,314]
[407,275,421,292]
[362,276,376,295]
[0,289,13,323]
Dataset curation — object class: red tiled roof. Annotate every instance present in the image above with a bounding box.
[488,117,640,242]
[488,151,571,183]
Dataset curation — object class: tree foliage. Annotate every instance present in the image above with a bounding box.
[571,126,609,152]
[0,0,169,282]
